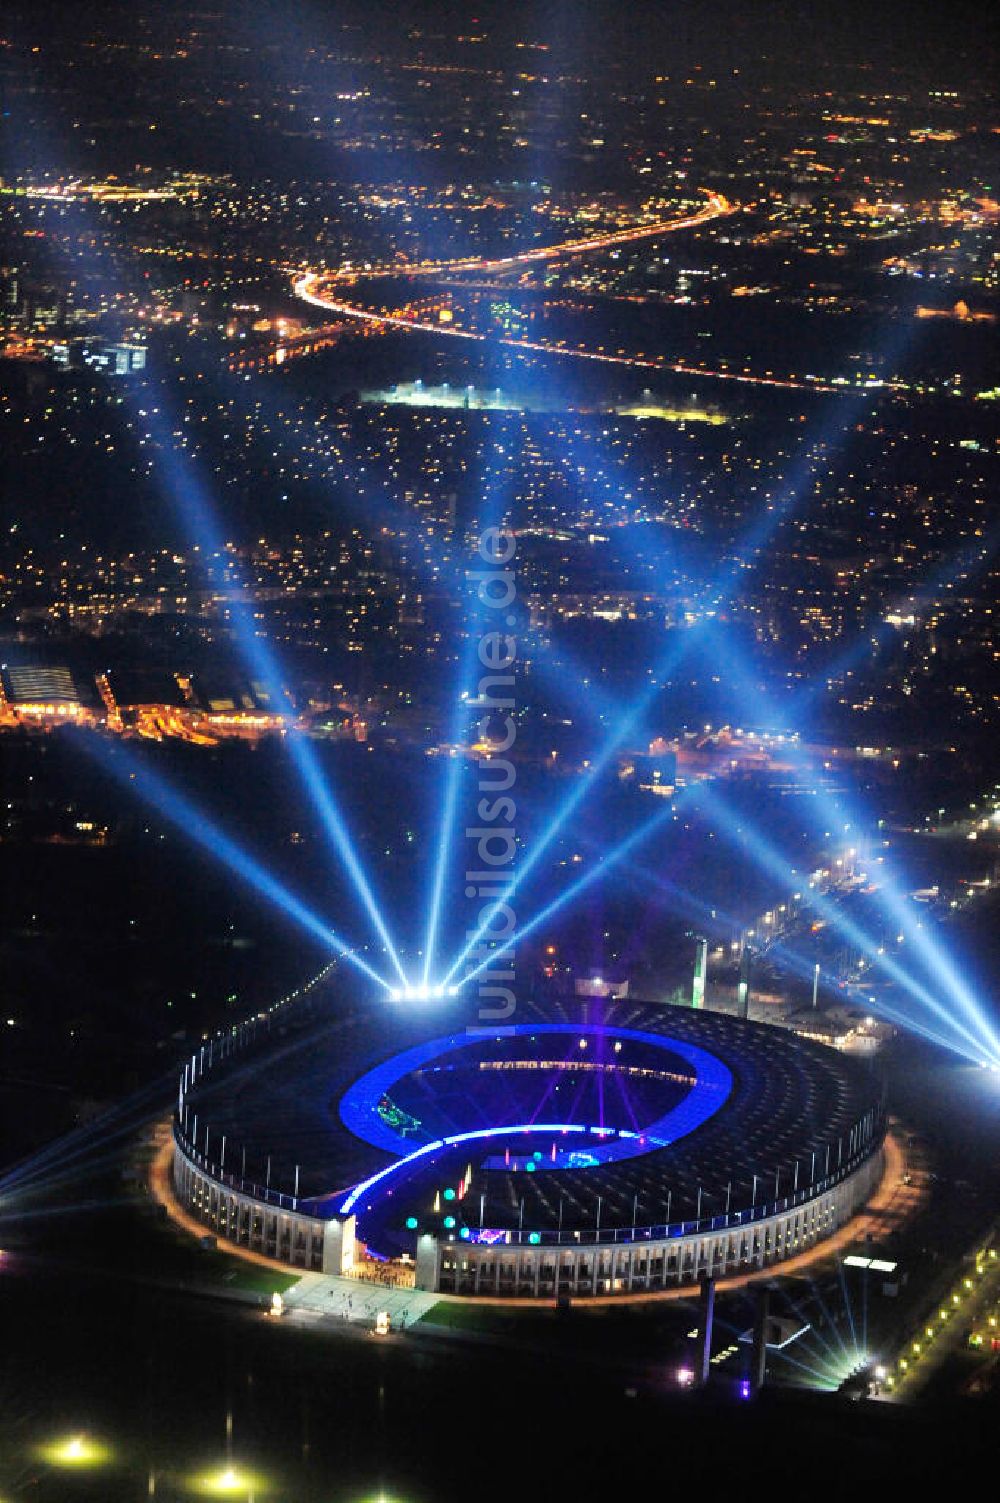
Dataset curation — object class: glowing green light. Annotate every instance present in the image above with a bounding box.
[443,1188,456,1201]
[443,1215,456,1230]
[405,1216,418,1230]
[528,1232,541,1245]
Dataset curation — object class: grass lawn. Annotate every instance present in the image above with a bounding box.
[420,1299,558,1336]
[216,1262,300,1296]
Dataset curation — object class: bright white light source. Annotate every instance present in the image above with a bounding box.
[844,1254,897,1273]
[388,982,459,1002]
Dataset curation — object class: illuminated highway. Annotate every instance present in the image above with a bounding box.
[294,270,860,394]
[292,191,894,394]
[304,191,734,284]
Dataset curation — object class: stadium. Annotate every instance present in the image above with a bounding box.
[172,989,886,1299]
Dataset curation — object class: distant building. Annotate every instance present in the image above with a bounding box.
[105,668,188,711]
[187,674,285,734]
[620,749,677,797]
[81,340,147,376]
[574,976,629,999]
[0,663,89,722]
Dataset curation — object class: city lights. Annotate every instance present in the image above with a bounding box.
[3,5,999,1491]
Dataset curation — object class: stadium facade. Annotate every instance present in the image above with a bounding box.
[172,994,886,1298]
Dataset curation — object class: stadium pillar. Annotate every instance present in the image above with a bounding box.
[692,936,708,1009]
[697,1276,715,1386]
[751,1288,769,1394]
[414,1232,441,1292]
[737,945,752,1019]
[322,1214,356,1276]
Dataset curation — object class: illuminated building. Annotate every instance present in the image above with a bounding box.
[0,663,90,723]
[172,997,885,1299]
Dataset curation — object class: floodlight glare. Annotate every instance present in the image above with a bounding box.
[388,982,460,1002]
[37,1434,111,1468]
[190,1462,266,1496]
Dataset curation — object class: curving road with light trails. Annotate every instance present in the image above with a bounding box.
[304,191,733,285]
[292,190,895,394]
[294,271,864,394]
